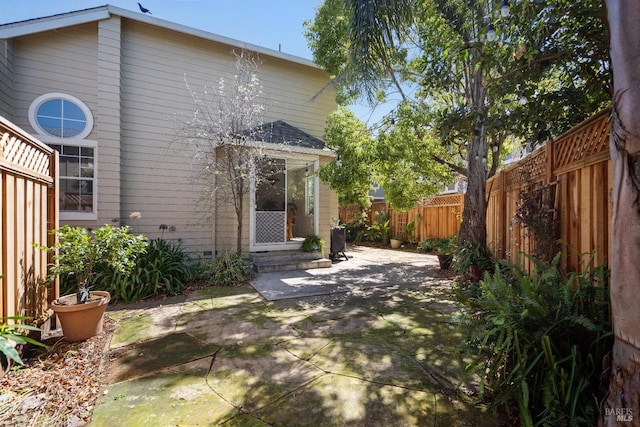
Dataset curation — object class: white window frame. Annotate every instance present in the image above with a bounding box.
[305,175,314,216]
[28,93,97,220]
[28,93,94,140]
[45,138,98,220]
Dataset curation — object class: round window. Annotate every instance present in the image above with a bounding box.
[28,93,94,139]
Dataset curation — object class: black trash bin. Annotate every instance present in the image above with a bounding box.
[330,227,348,261]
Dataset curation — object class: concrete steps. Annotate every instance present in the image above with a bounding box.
[250,250,332,273]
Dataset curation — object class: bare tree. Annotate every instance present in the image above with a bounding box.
[182,50,273,254]
[603,1,640,425]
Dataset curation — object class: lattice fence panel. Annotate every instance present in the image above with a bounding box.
[1,132,51,177]
[554,110,610,171]
[504,149,547,190]
[422,194,463,207]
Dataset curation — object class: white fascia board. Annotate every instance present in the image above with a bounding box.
[0,8,111,39]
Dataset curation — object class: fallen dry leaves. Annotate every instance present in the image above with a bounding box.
[0,317,116,426]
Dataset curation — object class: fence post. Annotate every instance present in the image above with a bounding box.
[546,138,555,184]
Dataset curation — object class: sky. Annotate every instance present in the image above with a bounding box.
[0,0,392,125]
[1,1,321,59]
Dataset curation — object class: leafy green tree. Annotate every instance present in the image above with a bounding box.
[307,0,609,247]
[318,107,374,207]
[372,102,456,210]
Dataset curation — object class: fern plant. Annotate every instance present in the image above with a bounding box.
[301,234,325,253]
[456,253,611,426]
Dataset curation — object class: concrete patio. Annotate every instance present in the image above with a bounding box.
[89,245,504,426]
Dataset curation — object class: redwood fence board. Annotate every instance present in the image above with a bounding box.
[1,116,58,322]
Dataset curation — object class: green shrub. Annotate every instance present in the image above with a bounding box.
[50,225,149,300]
[453,241,494,276]
[93,238,192,303]
[345,211,368,243]
[455,254,611,426]
[418,236,456,255]
[193,252,253,286]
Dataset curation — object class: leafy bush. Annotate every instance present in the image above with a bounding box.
[49,225,149,301]
[193,252,254,286]
[93,238,192,302]
[418,236,456,255]
[455,254,611,426]
[344,211,368,242]
[367,219,390,244]
[453,241,494,276]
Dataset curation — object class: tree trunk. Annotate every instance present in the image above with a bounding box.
[603,1,640,425]
[459,133,488,247]
[236,178,244,254]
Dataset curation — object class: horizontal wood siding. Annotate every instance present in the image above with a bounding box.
[6,16,336,259]
[318,156,338,256]
[11,24,99,135]
[119,20,335,256]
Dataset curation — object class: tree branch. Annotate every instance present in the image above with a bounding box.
[430,154,467,176]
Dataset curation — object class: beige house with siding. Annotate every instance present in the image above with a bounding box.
[0,5,338,259]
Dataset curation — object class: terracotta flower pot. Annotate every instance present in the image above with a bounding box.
[51,291,110,341]
[390,238,402,249]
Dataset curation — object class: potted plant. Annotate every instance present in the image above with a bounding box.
[453,241,494,281]
[42,225,148,341]
[434,237,455,270]
[301,233,325,253]
[390,236,403,249]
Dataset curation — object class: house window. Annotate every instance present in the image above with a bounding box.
[28,93,97,219]
[28,93,94,139]
[305,176,314,216]
[48,143,96,214]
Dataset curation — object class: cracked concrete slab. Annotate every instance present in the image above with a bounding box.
[90,246,504,426]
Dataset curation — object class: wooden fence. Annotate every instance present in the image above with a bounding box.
[339,194,463,243]
[340,108,612,273]
[1,116,58,324]
[487,108,611,272]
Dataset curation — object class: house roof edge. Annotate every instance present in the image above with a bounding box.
[0,4,321,70]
